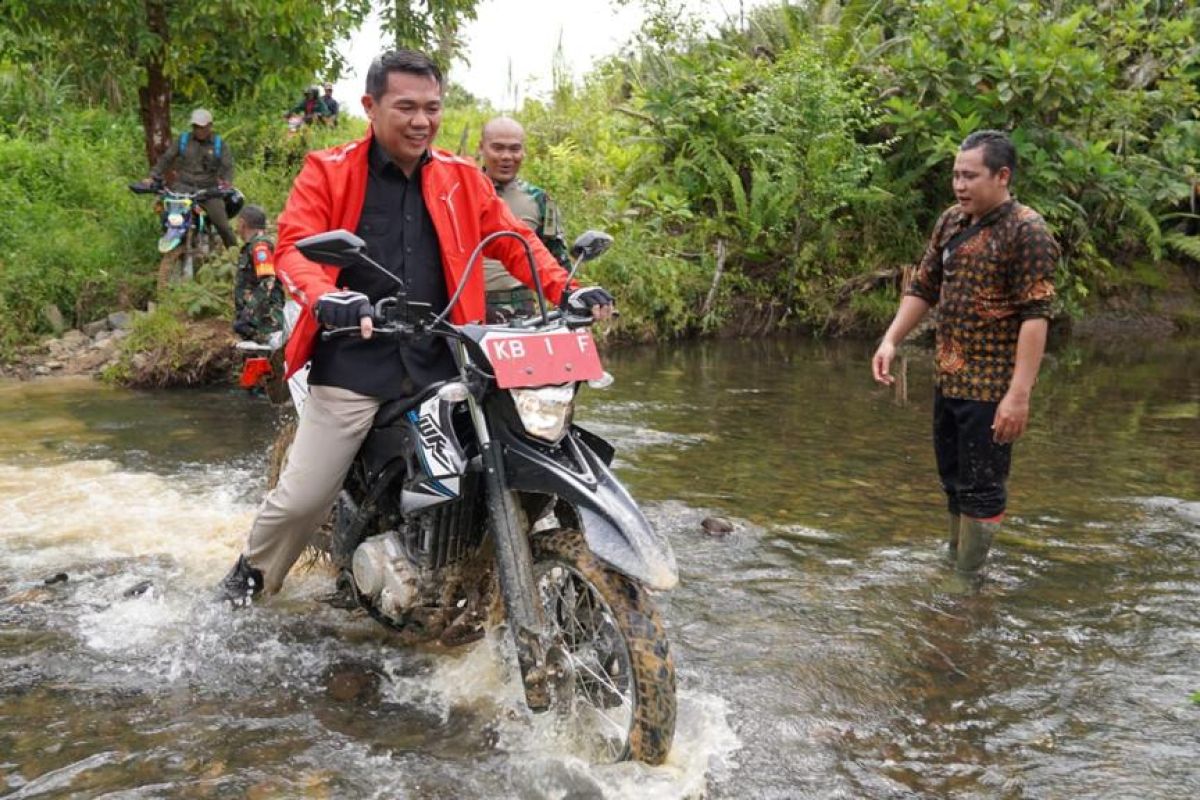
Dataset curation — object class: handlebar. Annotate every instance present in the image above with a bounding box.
[319,306,611,342]
[128,182,234,202]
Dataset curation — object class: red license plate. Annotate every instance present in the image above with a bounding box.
[481,329,604,388]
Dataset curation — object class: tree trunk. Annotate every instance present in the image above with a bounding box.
[138,0,172,169]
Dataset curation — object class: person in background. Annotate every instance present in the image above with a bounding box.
[477,116,571,321]
[871,129,1058,584]
[216,49,613,603]
[232,205,284,342]
[142,107,237,248]
[322,82,340,122]
[288,86,333,126]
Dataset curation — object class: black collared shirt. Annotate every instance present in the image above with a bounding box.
[308,142,457,399]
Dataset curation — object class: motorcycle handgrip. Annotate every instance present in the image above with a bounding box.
[563,309,620,329]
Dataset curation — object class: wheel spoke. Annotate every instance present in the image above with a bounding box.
[535,551,651,762]
[563,651,632,714]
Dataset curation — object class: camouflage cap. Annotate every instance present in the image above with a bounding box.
[240,204,268,229]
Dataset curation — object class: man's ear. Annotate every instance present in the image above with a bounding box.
[997,166,1012,188]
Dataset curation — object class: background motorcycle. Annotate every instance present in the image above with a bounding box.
[259,229,678,764]
[129,181,238,292]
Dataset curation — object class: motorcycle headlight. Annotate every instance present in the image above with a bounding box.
[511,385,576,442]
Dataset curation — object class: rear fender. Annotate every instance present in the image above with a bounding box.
[499,424,677,590]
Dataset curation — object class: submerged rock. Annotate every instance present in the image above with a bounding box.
[701,516,735,536]
[123,580,154,598]
[323,661,383,705]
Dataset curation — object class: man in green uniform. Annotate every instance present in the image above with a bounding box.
[477,116,571,321]
[145,108,237,248]
[289,87,334,126]
[322,83,340,122]
[232,205,284,342]
[872,130,1058,584]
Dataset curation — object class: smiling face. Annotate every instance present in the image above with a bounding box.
[362,71,442,175]
[952,146,1011,221]
[479,118,526,184]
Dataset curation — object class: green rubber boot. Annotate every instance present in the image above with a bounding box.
[956,516,1000,575]
[947,513,962,563]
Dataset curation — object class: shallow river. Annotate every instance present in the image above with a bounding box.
[0,337,1197,799]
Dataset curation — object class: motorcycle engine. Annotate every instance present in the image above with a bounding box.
[351,532,422,622]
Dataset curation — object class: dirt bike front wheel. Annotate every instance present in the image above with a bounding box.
[530,528,676,765]
[156,250,182,294]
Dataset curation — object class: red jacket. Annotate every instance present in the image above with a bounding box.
[276,131,576,378]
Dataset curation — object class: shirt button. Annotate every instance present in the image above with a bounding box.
[405,246,412,253]
[405,214,412,222]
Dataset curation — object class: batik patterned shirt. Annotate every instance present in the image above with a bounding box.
[905,200,1058,401]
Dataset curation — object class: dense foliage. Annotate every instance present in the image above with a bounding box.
[0,0,1197,360]
[515,0,1200,335]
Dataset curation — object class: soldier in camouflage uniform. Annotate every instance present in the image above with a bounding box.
[478,117,571,321]
[145,108,238,247]
[232,205,284,342]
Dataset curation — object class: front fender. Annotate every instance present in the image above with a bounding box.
[500,425,678,591]
[158,231,185,253]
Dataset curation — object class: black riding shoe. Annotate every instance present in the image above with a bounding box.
[216,556,263,607]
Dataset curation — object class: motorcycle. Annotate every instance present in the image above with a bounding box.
[235,331,291,406]
[263,228,678,764]
[129,181,237,292]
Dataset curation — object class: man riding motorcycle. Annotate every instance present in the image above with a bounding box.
[138,108,238,248]
[287,86,334,127]
[219,49,613,601]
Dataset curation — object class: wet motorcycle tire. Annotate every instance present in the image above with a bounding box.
[530,528,676,766]
[156,250,182,294]
[266,417,297,490]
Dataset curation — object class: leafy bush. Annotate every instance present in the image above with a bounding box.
[870,0,1199,304]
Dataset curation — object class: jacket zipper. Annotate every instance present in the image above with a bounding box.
[441,183,465,253]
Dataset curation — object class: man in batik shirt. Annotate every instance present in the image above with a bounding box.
[872,129,1058,581]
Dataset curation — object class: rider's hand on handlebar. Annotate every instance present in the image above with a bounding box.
[316,290,374,340]
[563,286,615,321]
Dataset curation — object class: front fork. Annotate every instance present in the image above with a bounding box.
[460,345,551,710]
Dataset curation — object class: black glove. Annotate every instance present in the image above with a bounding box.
[562,286,614,316]
[315,290,372,328]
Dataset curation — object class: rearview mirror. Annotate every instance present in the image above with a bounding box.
[296,230,368,269]
[569,231,614,263]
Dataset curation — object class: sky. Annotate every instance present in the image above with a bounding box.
[330,0,752,116]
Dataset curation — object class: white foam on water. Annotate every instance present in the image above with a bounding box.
[0,460,254,582]
[380,633,741,799]
[1,456,739,796]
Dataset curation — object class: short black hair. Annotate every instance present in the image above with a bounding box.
[365,49,442,100]
[960,130,1017,180]
[240,204,268,229]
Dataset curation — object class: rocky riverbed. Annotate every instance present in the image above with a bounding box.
[0,311,135,381]
[0,309,241,387]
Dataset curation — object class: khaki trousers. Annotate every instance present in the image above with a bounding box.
[245,385,380,593]
[200,195,237,248]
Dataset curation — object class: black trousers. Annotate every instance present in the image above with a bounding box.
[933,389,1012,519]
